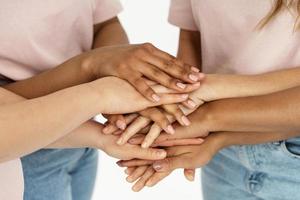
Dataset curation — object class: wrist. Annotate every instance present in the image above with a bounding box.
[196,102,223,133]
[80,51,102,81]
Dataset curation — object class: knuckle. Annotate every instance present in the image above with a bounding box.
[142,42,155,51]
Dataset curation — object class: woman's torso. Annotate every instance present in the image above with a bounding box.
[190,0,300,74]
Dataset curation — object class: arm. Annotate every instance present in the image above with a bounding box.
[0,76,188,162]
[3,17,128,99]
[93,17,129,48]
[178,29,300,102]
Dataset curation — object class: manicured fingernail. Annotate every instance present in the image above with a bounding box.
[188,100,196,108]
[191,66,200,72]
[189,74,199,81]
[186,174,195,182]
[146,180,154,187]
[156,150,167,158]
[181,94,189,99]
[125,168,130,174]
[166,125,175,134]
[116,161,123,167]
[102,127,109,133]
[116,120,126,130]
[152,94,160,102]
[132,185,139,192]
[117,138,124,145]
[126,176,134,183]
[153,163,163,171]
[141,142,149,148]
[193,82,201,87]
[181,116,191,126]
[198,73,205,79]
[176,82,186,89]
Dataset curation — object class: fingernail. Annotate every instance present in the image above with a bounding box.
[181,116,191,126]
[117,138,124,145]
[132,185,139,192]
[176,82,186,89]
[153,162,163,171]
[152,94,160,102]
[181,94,189,99]
[187,100,196,108]
[156,150,166,158]
[166,125,175,134]
[146,180,154,187]
[116,161,123,167]
[125,168,130,174]
[141,142,149,148]
[186,174,195,182]
[126,176,134,183]
[193,82,201,87]
[191,66,200,72]
[198,73,205,79]
[102,127,108,133]
[116,120,126,130]
[189,74,199,81]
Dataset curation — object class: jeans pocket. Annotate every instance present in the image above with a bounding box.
[280,137,300,159]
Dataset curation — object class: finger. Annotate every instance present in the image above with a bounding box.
[162,104,190,126]
[103,114,138,134]
[128,136,145,145]
[127,74,161,102]
[184,169,196,182]
[109,115,127,130]
[145,171,171,187]
[139,61,190,92]
[132,166,155,192]
[140,108,174,135]
[142,44,201,84]
[130,146,167,161]
[126,166,148,183]
[117,116,151,145]
[125,167,136,175]
[141,124,162,148]
[153,156,192,172]
[154,138,204,147]
[181,99,198,110]
[155,93,189,106]
[118,159,155,167]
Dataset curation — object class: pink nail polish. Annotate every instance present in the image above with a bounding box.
[116,120,126,130]
[188,100,196,108]
[181,116,191,126]
[153,163,162,171]
[189,74,199,81]
[176,82,186,89]
[152,94,160,102]
[191,66,200,72]
[166,125,175,134]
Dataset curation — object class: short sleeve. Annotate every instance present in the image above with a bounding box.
[168,0,198,31]
[93,0,123,24]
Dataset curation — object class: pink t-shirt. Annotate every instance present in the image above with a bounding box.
[0,0,122,199]
[169,0,300,74]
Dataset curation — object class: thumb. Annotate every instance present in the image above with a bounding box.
[184,169,196,182]
[152,156,192,172]
[133,147,167,161]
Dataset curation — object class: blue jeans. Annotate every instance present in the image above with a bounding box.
[202,137,300,200]
[21,148,98,200]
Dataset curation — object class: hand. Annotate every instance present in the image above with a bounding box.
[83,43,204,102]
[127,104,212,147]
[89,76,190,114]
[118,133,226,191]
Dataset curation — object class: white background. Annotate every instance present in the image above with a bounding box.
[92,0,203,200]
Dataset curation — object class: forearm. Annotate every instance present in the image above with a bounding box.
[93,17,129,48]
[3,54,93,99]
[47,120,104,149]
[218,131,299,149]
[0,83,102,162]
[196,68,300,102]
[205,85,300,134]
